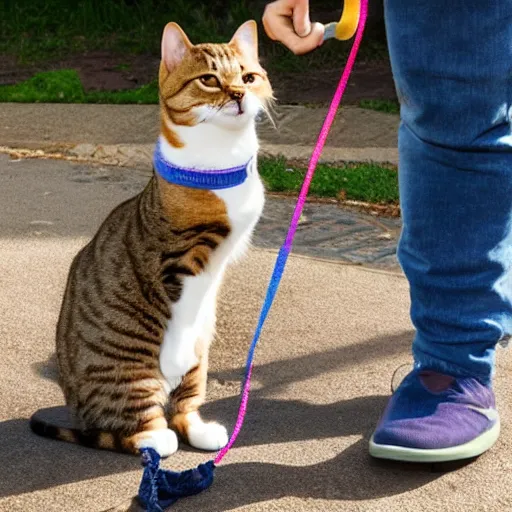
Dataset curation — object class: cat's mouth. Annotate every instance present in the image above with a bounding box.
[222,100,245,117]
[196,96,260,126]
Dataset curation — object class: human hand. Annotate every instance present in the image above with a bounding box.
[262,0,325,55]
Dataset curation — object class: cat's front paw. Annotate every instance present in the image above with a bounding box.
[187,421,229,452]
[135,428,179,458]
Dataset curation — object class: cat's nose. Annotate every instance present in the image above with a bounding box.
[229,90,244,101]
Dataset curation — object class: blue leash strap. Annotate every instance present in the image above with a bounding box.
[137,246,290,511]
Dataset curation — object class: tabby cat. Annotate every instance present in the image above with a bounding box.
[30,20,273,456]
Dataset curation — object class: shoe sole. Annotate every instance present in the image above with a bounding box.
[368,418,500,463]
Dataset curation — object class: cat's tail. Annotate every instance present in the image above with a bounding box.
[29,406,130,453]
[30,406,175,456]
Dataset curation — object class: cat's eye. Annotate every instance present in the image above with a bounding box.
[243,73,256,84]
[199,74,220,88]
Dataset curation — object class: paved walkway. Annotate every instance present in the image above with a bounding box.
[1,151,511,512]
[0,103,399,166]
[0,154,401,269]
[2,105,512,512]
[257,196,400,268]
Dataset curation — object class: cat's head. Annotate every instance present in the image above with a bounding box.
[159,21,273,131]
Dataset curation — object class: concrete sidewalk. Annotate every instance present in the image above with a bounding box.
[0,103,399,167]
[0,146,511,512]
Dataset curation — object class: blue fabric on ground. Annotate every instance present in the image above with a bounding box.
[137,448,215,512]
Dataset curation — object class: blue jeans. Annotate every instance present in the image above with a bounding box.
[384,0,512,384]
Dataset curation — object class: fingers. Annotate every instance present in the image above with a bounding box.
[292,0,311,37]
[262,0,324,55]
[287,22,325,55]
[262,3,279,41]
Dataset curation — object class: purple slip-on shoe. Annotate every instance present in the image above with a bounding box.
[369,369,500,462]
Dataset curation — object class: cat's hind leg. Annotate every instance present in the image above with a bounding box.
[121,410,179,457]
[76,378,179,457]
[169,353,228,451]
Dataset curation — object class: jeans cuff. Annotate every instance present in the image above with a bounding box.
[412,348,493,387]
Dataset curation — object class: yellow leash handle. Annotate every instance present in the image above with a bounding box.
[323,0,360,41]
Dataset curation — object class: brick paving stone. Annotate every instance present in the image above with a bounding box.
[253,196,401,269]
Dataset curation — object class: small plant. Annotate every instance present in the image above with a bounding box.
[0,70,85,103]
[359,99,400,114]
[114,63,131,71]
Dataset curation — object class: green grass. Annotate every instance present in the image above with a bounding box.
[0,70,86,103]
[259,157,398,203]
[359,99,400,114]
[0,70,159,104]
[1,70,401,109]
[86,81,158,104]
[1,0,389,71]
[1,0,251,60]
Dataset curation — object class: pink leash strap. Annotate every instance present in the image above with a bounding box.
[214,0,369,465]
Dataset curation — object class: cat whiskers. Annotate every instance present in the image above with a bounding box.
[210,104,227,121]
[196,105,223,124]
[260,99,277,130]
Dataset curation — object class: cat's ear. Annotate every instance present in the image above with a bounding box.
[161,22,193,72]
[229,20,259,61]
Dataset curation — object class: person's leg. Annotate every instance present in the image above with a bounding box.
[370,0,512,462]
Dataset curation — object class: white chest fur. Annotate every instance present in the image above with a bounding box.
[158,123,265,391]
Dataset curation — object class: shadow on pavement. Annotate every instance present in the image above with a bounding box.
[107,437,446,512]
[0,417,141,498]
[210,330,415,394]
[107,431,448,512]
[168,443,443,512]
[202,394,390,449]
[1,330,431,507]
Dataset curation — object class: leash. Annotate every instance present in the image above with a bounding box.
[215,0,368,464]
[138,1,368,508]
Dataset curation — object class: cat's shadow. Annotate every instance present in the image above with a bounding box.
[1,330,450,509]
[0,396,445,510]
